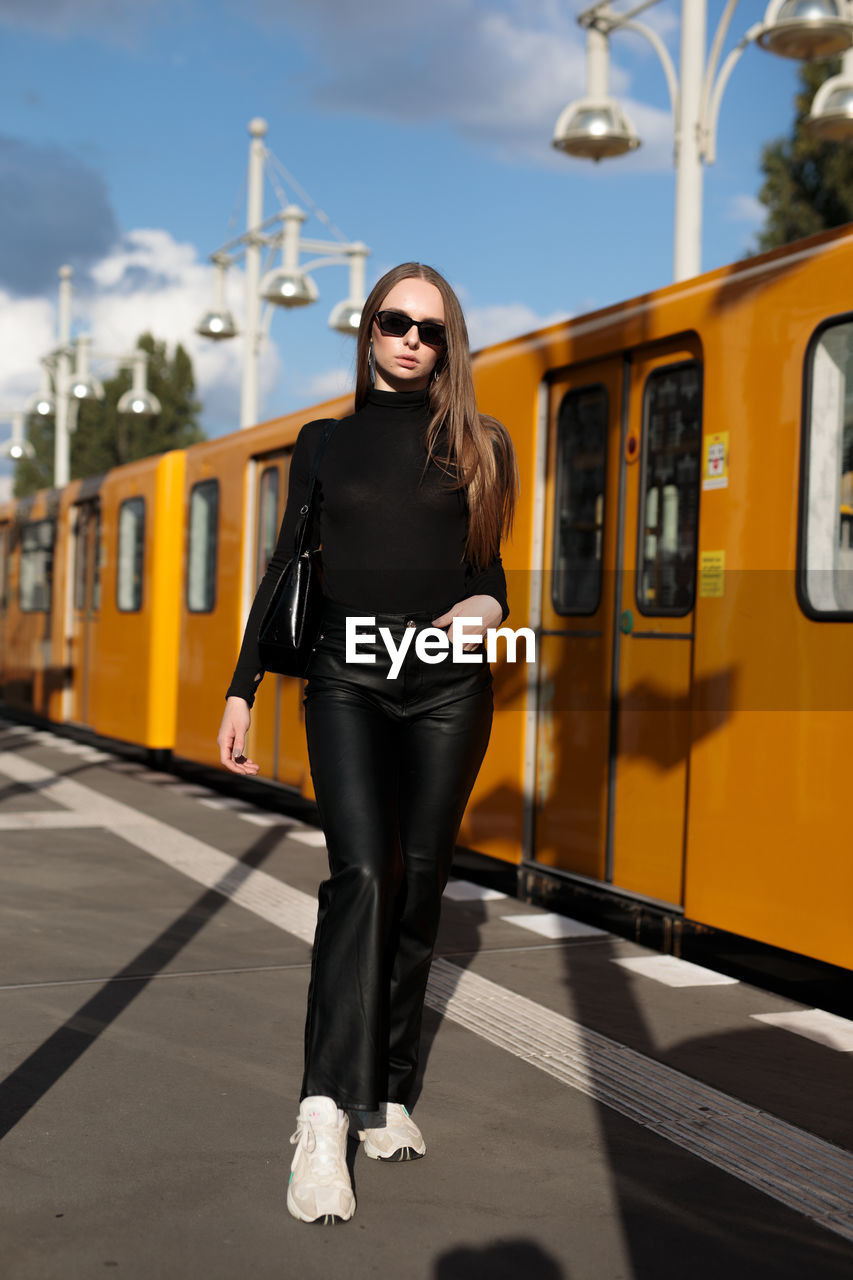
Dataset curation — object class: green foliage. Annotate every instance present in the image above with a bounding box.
[14,333,205,497]
[756,58,853,251]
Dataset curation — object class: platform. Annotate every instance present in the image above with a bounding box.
[1,716,852,1280]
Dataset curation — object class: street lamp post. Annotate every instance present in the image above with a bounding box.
[22,265,161,489]
[54,264,73,489]
[196,118,370,429]
[553,1,853,281]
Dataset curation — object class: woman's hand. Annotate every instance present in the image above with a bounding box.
[217,697,261,775]
[432,594,504,651]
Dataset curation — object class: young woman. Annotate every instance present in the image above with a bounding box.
[217,263,517,1225]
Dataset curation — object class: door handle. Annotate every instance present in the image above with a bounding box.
[620,609,634,635]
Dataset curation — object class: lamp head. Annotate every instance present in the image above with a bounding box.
[69,375,105,402]
[552,98,641,161]
[260,266,318,308]
[196,309,238,340]
[0,437,34,461]
[758,0,853,59]
[26,390,55,417]
[117,388,162,416]
[807,71,853,138]
[328,299,363,336]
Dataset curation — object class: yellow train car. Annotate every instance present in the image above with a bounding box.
[0,452,185,749]
[2,222,851,971]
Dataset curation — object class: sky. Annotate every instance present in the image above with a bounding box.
[0,1,823,493]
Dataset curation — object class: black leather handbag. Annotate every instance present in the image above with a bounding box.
[257,418,338,677]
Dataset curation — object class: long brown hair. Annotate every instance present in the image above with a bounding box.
[354,262,517,569]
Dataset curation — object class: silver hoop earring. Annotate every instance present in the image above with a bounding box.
[368,342,376,385]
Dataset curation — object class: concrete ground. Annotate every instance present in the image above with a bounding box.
[1,716,852,1280]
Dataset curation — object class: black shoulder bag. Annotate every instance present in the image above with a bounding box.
[257,418,338,678]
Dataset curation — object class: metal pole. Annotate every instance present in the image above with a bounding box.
[54,264,73,488]
[587,5,611,97]
[241,117,268,430]
[673,0,706,282]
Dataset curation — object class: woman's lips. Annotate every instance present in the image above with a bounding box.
[396,356,418,367]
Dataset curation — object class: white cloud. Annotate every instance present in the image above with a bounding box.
[0,228,281,439]
[299,367,355,403]
[466,302,571,350]
[0,292,58,404]
[726,193,765,226]
[246,0,674,171]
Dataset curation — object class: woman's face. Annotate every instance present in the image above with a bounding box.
[371,278,446,393]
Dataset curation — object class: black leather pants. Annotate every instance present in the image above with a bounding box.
[300,600,493,1111]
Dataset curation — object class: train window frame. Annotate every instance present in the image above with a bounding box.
[551,382,609,617]
[798,312,853,621]
[635,359,703,619]
[19,518,56,614]
[116,497,146,613]
[186,478,219,614]
[256,465,280,582]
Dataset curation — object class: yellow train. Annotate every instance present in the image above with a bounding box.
[2,223,851,972]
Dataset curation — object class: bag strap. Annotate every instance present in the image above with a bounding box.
[293,417,338,557]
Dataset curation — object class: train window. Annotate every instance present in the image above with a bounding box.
[637,362,702,615]
[801,320,853,616]
[256,466,280,580]
[117,498,145,612]
[0,525,7,612]
[552,385,608,615]
[19,519,55,613]
[73,504,101,613]
[187,479,219,613]
[93,507,103,613]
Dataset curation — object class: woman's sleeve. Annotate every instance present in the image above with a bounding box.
[465,554,510,623]
[224,421,323,707]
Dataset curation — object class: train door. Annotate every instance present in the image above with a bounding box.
[248,453,306,788]
[533,337,703,907]
[68,499,101,725]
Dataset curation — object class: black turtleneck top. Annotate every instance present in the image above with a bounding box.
[225,387,509,706]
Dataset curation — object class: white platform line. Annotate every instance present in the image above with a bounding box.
[2,750,852,1243]
[289,829,327,847]
[0,812,103,830]
[502,912,608,940]
[443,880,507,902]
[751,1009,853,1053]
[613,955,739,988]
[198,796,254,812]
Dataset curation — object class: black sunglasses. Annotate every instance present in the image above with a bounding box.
[373,309,446,348]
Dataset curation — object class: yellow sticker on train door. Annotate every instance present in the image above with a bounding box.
[699,550,725,598]
[703,431,729,490]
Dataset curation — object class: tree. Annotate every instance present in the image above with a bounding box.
[755,57,853,252]
[14,333,205,497]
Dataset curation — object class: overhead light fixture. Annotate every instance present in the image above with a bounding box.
[196,257,238,340]
[117,351,161,416]
[69,336,104,403]
[758,0,853,60]
[806,55,853,138]
[553,98,641,160]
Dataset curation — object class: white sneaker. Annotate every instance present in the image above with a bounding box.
[288,1096,355,1224]
[352,1102,426,1162]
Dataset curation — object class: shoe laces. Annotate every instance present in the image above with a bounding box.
[290,1117,341,1177]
